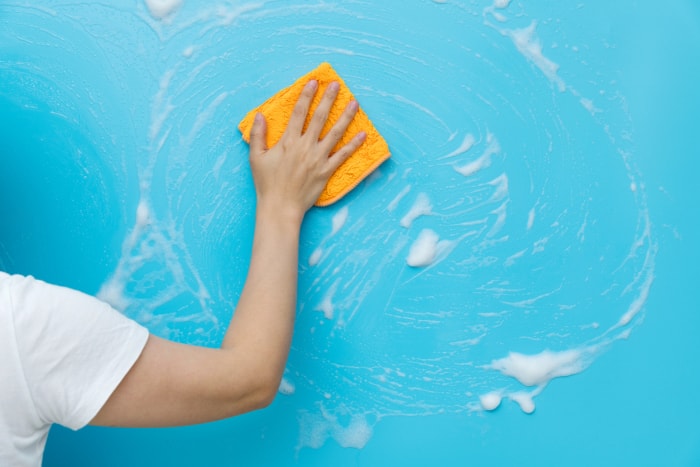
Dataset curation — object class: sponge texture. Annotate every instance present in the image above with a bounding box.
[238,62,390,206]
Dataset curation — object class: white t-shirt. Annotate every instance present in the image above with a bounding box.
[0,272,149,467]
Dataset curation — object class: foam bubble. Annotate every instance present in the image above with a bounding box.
[144,0,182,19]
[479,392,502,411]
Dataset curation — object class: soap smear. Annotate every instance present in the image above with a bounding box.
[400,193,432,228]
[182,45,195,57]
[488,349,587,386]
[298,408,374,451]
[442,133,476,159]
[331,206,349,235]
[309,247,323,266]
[387,185,412,212]
[454,134,500,176]
[144,0,183,19]
[315,280,340,319]
[506,21,566,92]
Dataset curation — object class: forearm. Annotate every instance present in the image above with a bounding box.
[221,202,302,392]
[90,82,365,428]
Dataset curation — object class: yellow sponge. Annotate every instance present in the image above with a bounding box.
[238,62,391,206]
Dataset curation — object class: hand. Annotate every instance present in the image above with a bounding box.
[248,79,367,223]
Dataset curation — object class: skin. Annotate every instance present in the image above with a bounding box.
[90,80,366,427]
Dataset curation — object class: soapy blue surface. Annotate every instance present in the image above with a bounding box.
[1,1,699,465]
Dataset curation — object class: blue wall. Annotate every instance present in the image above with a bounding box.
[1,1,699,465]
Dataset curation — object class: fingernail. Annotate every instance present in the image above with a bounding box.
[307,80,318,90]
[358,131,367,141]
[254,112,263,124]
[348,100,358,110]
[329,81,340,92]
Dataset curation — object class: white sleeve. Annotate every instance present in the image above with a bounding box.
[8,275,149,430]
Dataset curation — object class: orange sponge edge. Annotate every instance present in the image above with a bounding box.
[238,62,391,207]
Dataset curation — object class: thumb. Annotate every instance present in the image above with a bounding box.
[249,112,268,157]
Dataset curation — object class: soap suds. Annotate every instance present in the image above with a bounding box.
[298,408,374,451]
[406,229,454,268]
[580,97,600,115]
[454,134,500,176]
[489,173,509,201]
[488,349,589,387]
[316,280,340,319]
[509,391,536,414]
[182,45,195,57]
[309,247,323,266]
[479,392,502,410]
[388,185,412,212]
[144,0,182,19]
[308,207,349,267]
[615,266,654,327]
[136,199,151,227]
[400,193,432,228]
[331,206,349,236]
[527,208,535,230]
[505,21,566,92]
[441,133,476,159]
[279,377,296,395]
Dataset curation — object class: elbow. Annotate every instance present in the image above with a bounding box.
[222,350,283,414]
[255,386,277,410]
[245,371,280,412]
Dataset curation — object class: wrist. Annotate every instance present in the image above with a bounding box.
[255,199,305,232]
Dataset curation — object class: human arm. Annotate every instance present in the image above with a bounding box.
[89,80,366,427]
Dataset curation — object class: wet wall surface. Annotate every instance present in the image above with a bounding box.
[1,1,699,465]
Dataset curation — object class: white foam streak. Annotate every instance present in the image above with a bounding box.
[400,193,432,228]
[441,133,476,159]
[455,135,500,176]
[315,279,340,320]
[331,207,349,236]
[387,185,412,212]
[506,21,566,92]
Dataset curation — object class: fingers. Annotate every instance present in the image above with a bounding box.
[286,80,318,137]
[327,131,367,173]
[249,112,268,157]
[320,99,359,154]
[307,81,340,141]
